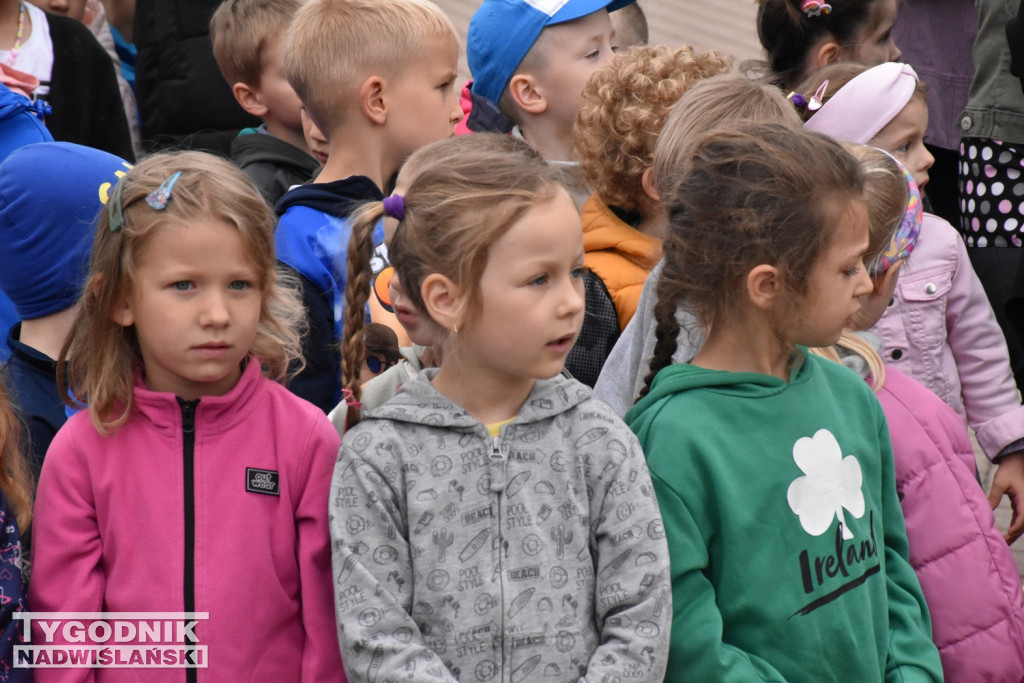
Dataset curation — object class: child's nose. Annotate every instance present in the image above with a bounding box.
[853,264,873,298]
[199,292,231,327]
[561,276,585,317]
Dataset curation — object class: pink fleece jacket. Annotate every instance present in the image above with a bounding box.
[871,212,1024,459]
[29,360,345,682]
[879,366,1024,679]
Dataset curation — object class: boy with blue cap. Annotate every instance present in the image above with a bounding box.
[467,0,633,205]
[0,142,130,475]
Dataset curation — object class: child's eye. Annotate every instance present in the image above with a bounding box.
[892,142,910,155]
[571,267,585,280]
[844,265,862,278]
[172,281,193,291]
[530,274,549,286]
[585,49,601,59]
[228,280,250,291]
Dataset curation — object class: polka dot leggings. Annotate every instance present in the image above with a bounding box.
[959,138,1024,246]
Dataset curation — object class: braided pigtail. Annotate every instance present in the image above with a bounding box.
[341,201,387,428]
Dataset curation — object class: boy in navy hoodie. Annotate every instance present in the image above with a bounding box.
[0,142,130,475]
[275,0,463,411]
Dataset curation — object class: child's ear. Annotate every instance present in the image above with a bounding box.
[747,264,782,310]
[232,82,269,118]
[111,298,134,328]
[507,73,547,115]
[420,273,463,332]
[360,75,388,125]
[641,167,659,202]
[809,37,842,71]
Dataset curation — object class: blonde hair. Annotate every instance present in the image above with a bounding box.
[341,134,560,426]
[0,382,33,532]
[811,332,886,390]
[652,73,802,207]
[210,0,303,88]
[60,151,305,434]
[574,45,733,211]
[284,0,457,135]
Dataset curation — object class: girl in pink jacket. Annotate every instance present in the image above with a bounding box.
[28,152,345,682]
[817,149,1024,677]
[798,61,1024,545]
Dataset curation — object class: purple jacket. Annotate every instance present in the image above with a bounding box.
[871,212,1024,459]
[878,366,1024,678]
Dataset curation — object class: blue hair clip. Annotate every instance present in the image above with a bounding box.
[145,171,182,211]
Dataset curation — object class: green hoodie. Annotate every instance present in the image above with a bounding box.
[625,352,942,682]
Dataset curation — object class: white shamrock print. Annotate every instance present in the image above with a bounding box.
[786,429,864,540]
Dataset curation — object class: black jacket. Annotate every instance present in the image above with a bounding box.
[133,0,259,153]
[45,14,133,160]
[231,131,319,205]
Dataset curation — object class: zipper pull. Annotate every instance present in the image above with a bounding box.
[178,398,198,434]
[489,435,504,494]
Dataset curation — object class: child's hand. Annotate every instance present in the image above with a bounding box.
[988,451,1024,544]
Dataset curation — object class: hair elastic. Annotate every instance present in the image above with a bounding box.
[800,0,832,17]
[341,388,363,411]
[382,194,405,221]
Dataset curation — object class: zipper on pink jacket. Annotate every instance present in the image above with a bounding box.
[178,398,199,683]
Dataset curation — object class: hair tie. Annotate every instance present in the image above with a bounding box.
[788,91,808,109]
[382,194,405,221]
[801,0,832,17]
[341,388,363,411]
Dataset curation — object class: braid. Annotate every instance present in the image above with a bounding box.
[638,268,684,400]
[341,202,386,427]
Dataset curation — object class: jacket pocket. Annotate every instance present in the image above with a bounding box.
[898,271,953,350]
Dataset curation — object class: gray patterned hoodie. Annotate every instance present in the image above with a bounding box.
[330,370,670,683]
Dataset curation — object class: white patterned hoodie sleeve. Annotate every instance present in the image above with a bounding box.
[329,430,458,683]
[580,427,672,682]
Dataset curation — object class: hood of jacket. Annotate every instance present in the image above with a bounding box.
[273,174,382,216]
[625,352,811,440]
[581,195,661,270]
[231,130,318,174]
[366,367,591,431]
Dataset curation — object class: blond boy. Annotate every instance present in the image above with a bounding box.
[211,0,318,204]
[274,0,463,411]
[467,0,634,204]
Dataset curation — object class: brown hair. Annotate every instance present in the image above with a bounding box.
[808,146,905,390]
[341,133,560,426]
[756,0,886,90]
[651,73,802,202]
[0,382,33,532]
[210,0,303,88]
[284,0,457,135]
[60,151,305,434]
[574,45,733,211]
[793,61,928,125]
[641,122,864,396]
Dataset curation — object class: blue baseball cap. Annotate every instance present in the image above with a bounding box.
[468,0,635,104]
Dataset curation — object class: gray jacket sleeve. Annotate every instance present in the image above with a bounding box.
[330,435,458,683]
[580,429,671,682]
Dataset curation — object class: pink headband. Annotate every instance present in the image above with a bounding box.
[803,62,919,144]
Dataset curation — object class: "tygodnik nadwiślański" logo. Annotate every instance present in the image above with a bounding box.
[13,612,209,669]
